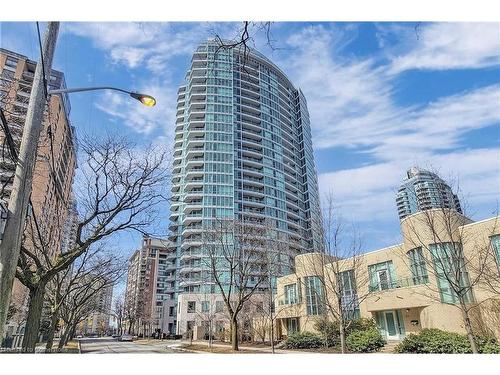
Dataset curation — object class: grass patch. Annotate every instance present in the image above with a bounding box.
[185,344,266,354]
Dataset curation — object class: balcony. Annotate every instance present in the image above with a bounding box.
[365,276,432,312]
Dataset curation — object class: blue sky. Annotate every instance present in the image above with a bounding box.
[1,22,499,259]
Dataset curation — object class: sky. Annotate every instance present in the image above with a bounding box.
[1,21,499,262]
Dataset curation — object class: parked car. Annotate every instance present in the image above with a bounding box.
[118,334,133,342]
[76,335,83,339]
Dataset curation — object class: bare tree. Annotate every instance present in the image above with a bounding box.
[251,225,290,353]
[57,252,123,349]
[305,191,370,353]
[14,135,169,351]
[44,245,124,351]
[202,218,272,351]
[111,294,125,336]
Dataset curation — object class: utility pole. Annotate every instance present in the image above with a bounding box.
[0,22,59,341]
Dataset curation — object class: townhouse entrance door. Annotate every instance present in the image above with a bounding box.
[383,311,399,340]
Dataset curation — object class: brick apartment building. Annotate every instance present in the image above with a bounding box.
[0,48,77,338]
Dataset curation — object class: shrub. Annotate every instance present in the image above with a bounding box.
[480,342,500,354]
[395,329,479,354]
[314,317,379,348]
[284,331,323,349]
[348,318,377,333]
[314,318,340,347]
[346,328,385,353]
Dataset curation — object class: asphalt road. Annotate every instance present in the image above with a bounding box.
[79,337,185,354]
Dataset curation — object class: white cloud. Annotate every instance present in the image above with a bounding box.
[389,23,500,73]
[65,22,500,229]
[281,24,500,227]
[319,148,500,223]
[95,81,177,136]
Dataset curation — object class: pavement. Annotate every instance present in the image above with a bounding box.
[78,337,185,354]
[77,337,300,354]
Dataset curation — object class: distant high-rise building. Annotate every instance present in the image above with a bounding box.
[169,41,323,295]
[124,236,176,336]
[396,167,462,220]
[77,284,113,336]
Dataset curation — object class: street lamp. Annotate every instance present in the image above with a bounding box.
[48,86,157,107]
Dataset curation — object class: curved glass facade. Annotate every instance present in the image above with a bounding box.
[170,41,323,293]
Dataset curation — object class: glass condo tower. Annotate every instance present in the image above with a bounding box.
[169,41,323,293]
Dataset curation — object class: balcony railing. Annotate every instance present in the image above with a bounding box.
[368,275,429,292]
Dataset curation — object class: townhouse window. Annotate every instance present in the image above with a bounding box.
[407,247,429,285]
[169,306,174,317]
[201,301,210,313]
[491,235,500,275]
[304,276,324,315]
[430,242,473,304]
[215,301,224,313]
[338,270,360,319]
[187,301,196,313]
[284,283,297,305]
[368,261,397,291]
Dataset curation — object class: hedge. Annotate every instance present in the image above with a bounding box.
[395,329,500,354]
[284,331,323,349]
[314,318,378,348]
[345,328,386,353]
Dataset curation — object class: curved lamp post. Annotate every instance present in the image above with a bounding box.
[48,86,157,107]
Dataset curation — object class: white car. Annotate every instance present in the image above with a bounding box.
[118,334,133,342]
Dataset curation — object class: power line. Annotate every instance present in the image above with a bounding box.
[36,22,49,99]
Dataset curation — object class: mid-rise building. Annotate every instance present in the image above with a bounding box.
[0,48,77,339]
[396,167,462,220]
[169,41,323,296]
[124,236,176,337]
[275,209,500,341]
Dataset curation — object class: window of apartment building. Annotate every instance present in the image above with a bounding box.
[338,269,360,319]
[5,56,18,68]
[284,283,297,305]
[430,243,474,304]
[187,301,196,313]
[368,261,397,292]
[491,235,500,275]
[201,301,210,313]
[304,276,324,315]
[1,69,15,81]
[169,306,175,317]
[407,247,429,285]
[215,301,224,313]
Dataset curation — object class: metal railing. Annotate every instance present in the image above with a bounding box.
[369,275,429,292]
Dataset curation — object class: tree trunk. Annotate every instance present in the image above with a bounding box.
[231,316,239,351]
[68,321,77,341]
[22,282,46,352]
[45,310,59,352]
[339,320,346,354]
[459,299,478,353]
[270,318,275,354]
[58,322,71,349]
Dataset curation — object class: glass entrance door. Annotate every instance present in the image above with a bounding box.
[384,311,399,340]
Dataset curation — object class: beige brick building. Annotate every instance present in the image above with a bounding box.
[275,209,500,341]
